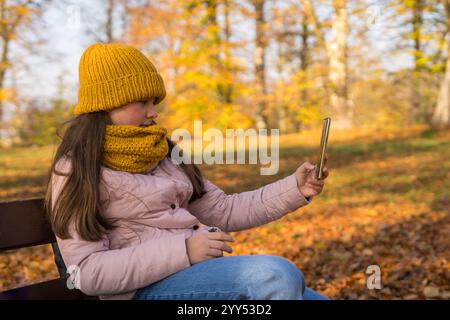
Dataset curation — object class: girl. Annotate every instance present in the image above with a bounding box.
[45,43,329,300]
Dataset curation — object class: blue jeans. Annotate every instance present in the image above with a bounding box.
[133,255,328,300]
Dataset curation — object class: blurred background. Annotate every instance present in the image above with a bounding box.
[0,0,449,299]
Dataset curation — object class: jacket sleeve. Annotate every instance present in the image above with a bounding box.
[51,159,191,296]
[187,173,312,232]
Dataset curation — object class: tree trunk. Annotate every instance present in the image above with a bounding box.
[253,0,268,129]
[295,11,309,132]
[0,0,8,132]
[301,0,350,128]
[432,49,450,127]
[220,0,234,103]
[0,0,47,146]
[205,0,234,104]
[0,37,8,132]
[410,0,424,125]
[328,0,350,129]
[204,0,220,62]
[274,31,287,132]
[105,0,114,42]
[431,0,450,128]
[300,13,309,101]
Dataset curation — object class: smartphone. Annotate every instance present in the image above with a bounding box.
[315,117,331,180]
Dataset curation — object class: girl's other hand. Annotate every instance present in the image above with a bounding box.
[185,231,235,265]
[295,161,329,199]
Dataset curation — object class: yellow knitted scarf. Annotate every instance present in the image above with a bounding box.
[102,124,169,173]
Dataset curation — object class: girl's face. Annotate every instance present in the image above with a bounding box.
[109,99,159,127]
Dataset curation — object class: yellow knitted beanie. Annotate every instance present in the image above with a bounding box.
[74,43,166,115]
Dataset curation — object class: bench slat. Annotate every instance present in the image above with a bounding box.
[0,277,94,300]
[0,199,100,300]
[0,198,56,251]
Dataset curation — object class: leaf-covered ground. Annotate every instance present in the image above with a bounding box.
[0,126,449,299]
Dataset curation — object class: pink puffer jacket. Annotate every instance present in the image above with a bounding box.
[51,156,311,300]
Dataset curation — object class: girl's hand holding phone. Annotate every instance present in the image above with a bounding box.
[295,159,329,199]
[295,118,330,199]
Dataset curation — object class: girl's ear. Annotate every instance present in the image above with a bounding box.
[105,111,113,125]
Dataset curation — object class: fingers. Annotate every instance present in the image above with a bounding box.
[206,232,235,258]
[207,248,224,257]
[305,183,323,192]
[208,232,235,243]
[311,165,329,182]
[307,179,324,187]
[297,161,316,176]
[209,240,233,254]
[305,181,323,191]
[322,167,329,179]
[304,171,325,191]
[308,167,325,184]
[304,161,316,170]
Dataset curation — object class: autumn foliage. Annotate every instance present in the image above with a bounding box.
[0,126,448,299]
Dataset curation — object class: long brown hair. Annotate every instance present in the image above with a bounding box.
[44,111,206,242]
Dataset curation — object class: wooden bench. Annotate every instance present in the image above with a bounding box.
[0,198,98,300]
